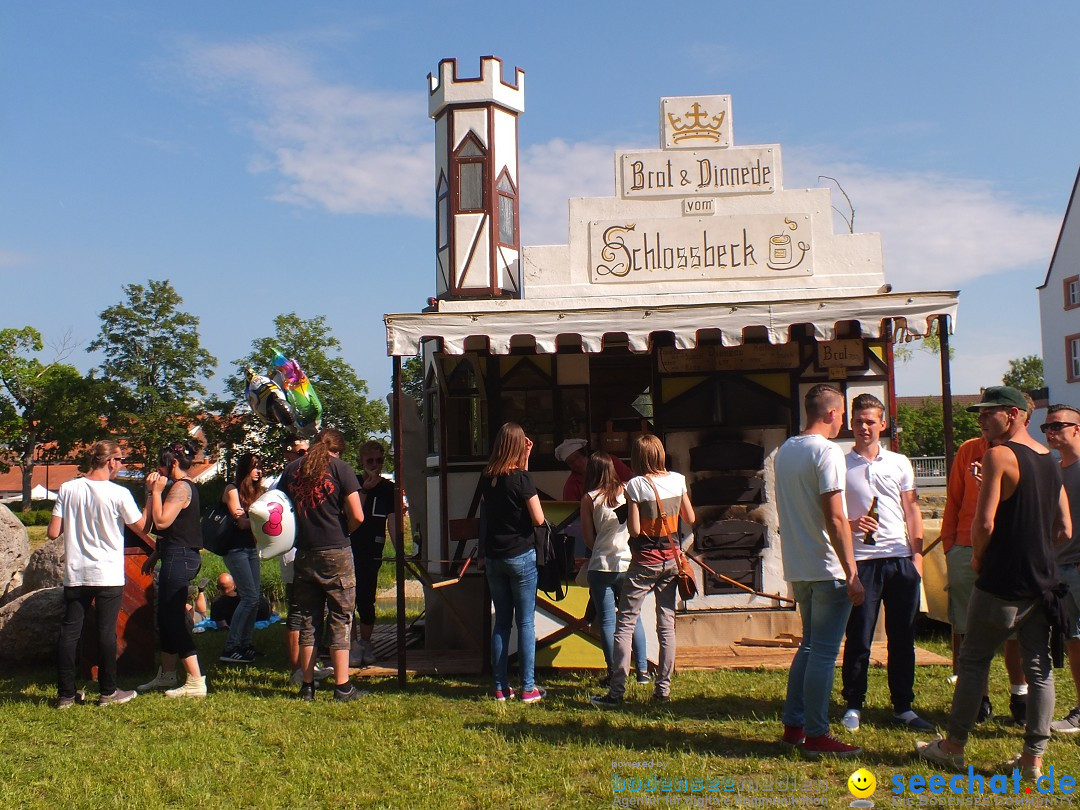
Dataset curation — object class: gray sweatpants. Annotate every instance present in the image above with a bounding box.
[948,586,1054,756]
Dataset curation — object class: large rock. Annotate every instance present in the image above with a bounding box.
[22,534,65,592]
[0,504,30,605]
[0,586,64,663]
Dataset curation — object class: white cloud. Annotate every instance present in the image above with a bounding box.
[0,248,26,268]
[175,37,431,216]
[519,139,616,245]
[785,152,1060,288]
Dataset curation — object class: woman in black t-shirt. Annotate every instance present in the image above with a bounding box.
[277,429,366,703]
[138,441,207,698]
[480,422,546,703]
[219,452,264,664]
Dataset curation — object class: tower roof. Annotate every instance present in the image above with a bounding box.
[428,56,525,118]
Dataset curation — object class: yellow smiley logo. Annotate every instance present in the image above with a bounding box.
[848,768,876,798]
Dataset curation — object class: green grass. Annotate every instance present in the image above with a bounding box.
[3,626,1080,808]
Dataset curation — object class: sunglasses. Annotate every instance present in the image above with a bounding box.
[110,456,128,464]
[1040,422,1079,434]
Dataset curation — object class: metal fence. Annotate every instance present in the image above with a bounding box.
[911,455,946,486]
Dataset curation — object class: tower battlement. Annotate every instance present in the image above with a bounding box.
[428,56,525,119]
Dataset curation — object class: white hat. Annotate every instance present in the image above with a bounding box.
[554,438,588,462]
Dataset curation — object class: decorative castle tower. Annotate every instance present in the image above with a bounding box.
[428,57,525,299]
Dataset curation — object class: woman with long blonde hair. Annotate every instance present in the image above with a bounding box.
[480,422,546,703]
[591,434,695,707]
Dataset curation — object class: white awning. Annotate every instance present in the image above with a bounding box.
[385,290,958,356]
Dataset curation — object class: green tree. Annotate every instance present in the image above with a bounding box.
[0,327,107,510]
[399,356,425,416]
[88,280,217,469]
[895,399,981,457]
[1002,355,1044,393]
[226,313,389,470]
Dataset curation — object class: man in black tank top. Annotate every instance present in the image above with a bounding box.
[918,387,1071,779]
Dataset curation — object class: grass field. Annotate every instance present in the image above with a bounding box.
[3,623,1080,809]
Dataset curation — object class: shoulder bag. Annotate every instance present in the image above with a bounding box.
[644,477,697,601]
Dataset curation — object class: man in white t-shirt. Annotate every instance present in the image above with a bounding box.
[773,383,864,758]
[48,440,150,708]
[838,393,931,733]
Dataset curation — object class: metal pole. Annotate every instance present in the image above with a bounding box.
[939,315,955,477]
[392,356,407,686]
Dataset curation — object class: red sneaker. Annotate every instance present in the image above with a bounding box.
[803,733,861,758]
[781,725,805,747]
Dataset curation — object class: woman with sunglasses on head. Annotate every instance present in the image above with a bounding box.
[218,452,265,665]
[349,440,397,668]
[138,441,208,698]
[480,422,547,703]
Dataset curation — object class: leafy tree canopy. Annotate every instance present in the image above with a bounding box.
[1002,355,1044,393]
[0,327,107,509]
[224,313,389,471]
[88,279,217,469]
[895,399,981,457]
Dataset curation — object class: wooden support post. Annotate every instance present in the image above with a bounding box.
[392,356,407,686]
[939,314,955,477]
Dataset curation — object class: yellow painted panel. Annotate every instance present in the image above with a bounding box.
[535,584,605,669]
[661,376,707,403]
[744,373,791,398]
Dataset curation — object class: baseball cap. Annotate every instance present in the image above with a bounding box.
[554,438,588,462]
[966,386,1027,412]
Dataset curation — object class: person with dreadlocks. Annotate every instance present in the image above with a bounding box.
[276,429,366,702]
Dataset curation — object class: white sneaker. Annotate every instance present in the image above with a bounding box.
[842,708,861,732]
[137,667,178,693]
[165,675,207,698]
[291,664,334,685]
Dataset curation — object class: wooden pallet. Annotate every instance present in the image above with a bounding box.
[676,641,950,671]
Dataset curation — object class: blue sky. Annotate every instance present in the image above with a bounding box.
[3,2,1078,408]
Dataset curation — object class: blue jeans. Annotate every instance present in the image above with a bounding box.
[223,547,261,654]
[486,549,537,692]
[783,579,852,737]
[588,569,648,676]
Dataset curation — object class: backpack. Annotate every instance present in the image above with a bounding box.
[534,520,573,601]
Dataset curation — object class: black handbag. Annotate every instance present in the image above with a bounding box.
[534,520,573,601]
[200,503,235,556]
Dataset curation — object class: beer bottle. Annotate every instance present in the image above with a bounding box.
[863,497,878,545]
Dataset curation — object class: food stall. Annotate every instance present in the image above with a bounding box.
[383,57,958,671]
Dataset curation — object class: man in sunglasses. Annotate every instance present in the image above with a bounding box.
[49,440,152,707]
[1043,405,1080,734]
[350,440,397,667]
[918,386,1070,779]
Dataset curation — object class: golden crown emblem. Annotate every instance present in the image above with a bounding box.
[666,102,726,143]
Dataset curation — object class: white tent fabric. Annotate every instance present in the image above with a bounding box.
[385,290,958,357]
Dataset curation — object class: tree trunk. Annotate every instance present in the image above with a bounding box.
[18,429,37,513]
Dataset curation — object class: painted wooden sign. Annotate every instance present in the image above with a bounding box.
[618,146,779,199]
[658,343,800,372]
[589,214,813,283]
[661,95,732,150]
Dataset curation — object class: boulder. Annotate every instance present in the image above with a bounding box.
[22,534,65,592]
[0,504,30,605]
[0,586,64,663]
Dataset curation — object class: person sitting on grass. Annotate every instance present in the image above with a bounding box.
[210,572,272,629]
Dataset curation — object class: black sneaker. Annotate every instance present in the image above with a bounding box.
[334,684,369,703]
[589,693,623,709]
[297,683,315,702]
[1009,694,1027,726]
[652,693,671,703]
[1051,706,1080,734]
[243,647,261,660]
[975,696,992,724]
[220,649,255,665]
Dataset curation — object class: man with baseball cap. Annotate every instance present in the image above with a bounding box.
[555,438,632,501]
[918,386,1070,779]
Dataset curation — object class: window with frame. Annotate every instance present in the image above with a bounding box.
[436,173,449,250]
[1065,276,1080,310]
[496,171,517,246]
[454,137,486,213]
[1069,334,1080,382]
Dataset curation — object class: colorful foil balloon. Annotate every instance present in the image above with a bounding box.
[269,347,323,437]
[244,368,296,428]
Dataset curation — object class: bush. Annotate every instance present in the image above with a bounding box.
[12,509,53,526]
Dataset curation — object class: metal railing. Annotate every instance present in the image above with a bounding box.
[911,455,946,486]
